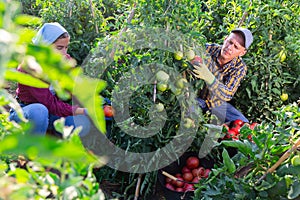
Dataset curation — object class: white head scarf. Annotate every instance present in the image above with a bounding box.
[32,22,68,45]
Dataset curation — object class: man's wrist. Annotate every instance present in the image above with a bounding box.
[206,76,216,85]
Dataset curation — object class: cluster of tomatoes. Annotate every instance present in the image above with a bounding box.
[222,119,258,141]
[164,156,211,192]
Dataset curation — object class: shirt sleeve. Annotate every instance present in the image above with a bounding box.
[21,84,78,117]
[209,62,247,101]
[16,64,79,117]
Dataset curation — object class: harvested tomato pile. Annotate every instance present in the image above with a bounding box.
[164,156,211,192]
[222,119,258,141]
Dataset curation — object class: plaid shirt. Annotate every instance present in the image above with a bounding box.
[199,43,247,108]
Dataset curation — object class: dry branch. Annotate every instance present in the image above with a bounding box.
[256,138,300,184]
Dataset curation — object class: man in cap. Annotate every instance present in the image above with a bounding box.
[192,27,253,124]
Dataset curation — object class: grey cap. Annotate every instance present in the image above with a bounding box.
[231,28,253,49]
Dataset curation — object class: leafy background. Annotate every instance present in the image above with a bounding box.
[19,0,300,122]
[0,0,299,199]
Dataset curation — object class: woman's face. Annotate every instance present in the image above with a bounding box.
[52,37,70,57]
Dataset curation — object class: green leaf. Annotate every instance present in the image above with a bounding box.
[72,75,107,134]
[14,14,42,26]
[11,168,30,183]
[271,88,281,95]
[0,134,98,165]
[255,179,277,191]
[0,160,8,174]
[222,148,236,174]
[4,69,49,88]
[288,180,300,199]
[277,164,300,176]
[221,140,254,157]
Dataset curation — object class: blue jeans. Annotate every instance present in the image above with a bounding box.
[9,103,91,137]
[197,98,249,123]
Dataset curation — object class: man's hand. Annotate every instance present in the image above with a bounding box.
[192,62,215,85]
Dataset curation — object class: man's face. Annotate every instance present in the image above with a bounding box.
[220,32,246,61]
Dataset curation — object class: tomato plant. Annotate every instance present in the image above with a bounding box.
[194,103,300,199]
[4,0,300,199]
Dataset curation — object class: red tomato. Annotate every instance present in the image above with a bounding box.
[190,55,203,65]
[232,119,244,127]
[165,183,175,191]
[175,177,184,188]
[247,134,253,141]
[171,173,182,186]
[250,122,258,130]
[103,105,114,117]
[227,129,238,137]
[192,167,205,178]
[186,156,200,169]
[192,176,200,183]
[176,187,184,192]
[181,166,191,174]
[183,183,195,191]
[165,177,172,183]
[230,126,240,135]
[191,168,198,177]
[202,168,211,178]
[232,136,239,140]
[183,172,193,182]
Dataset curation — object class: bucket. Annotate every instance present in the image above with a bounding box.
[157,152,214,200]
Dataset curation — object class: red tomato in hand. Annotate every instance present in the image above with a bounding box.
[190,55,203,65]
[103,105,114,117]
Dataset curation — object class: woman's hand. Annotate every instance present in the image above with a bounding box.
[75,107,87,115]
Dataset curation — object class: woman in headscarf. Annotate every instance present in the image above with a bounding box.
[9,22,91,137]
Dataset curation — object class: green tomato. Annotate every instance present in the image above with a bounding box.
[185,49,195,61]
[182,62,188,68]
[174,51,183,61]
[172,88,182,96]
[156,70,169,82]
[176,78,187,89]
[183,118,193,128]
[155,103,164,112]
[279,50,286,62]
[280,93,288,101]
[157,83,168,92]
[291,155,300,166]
